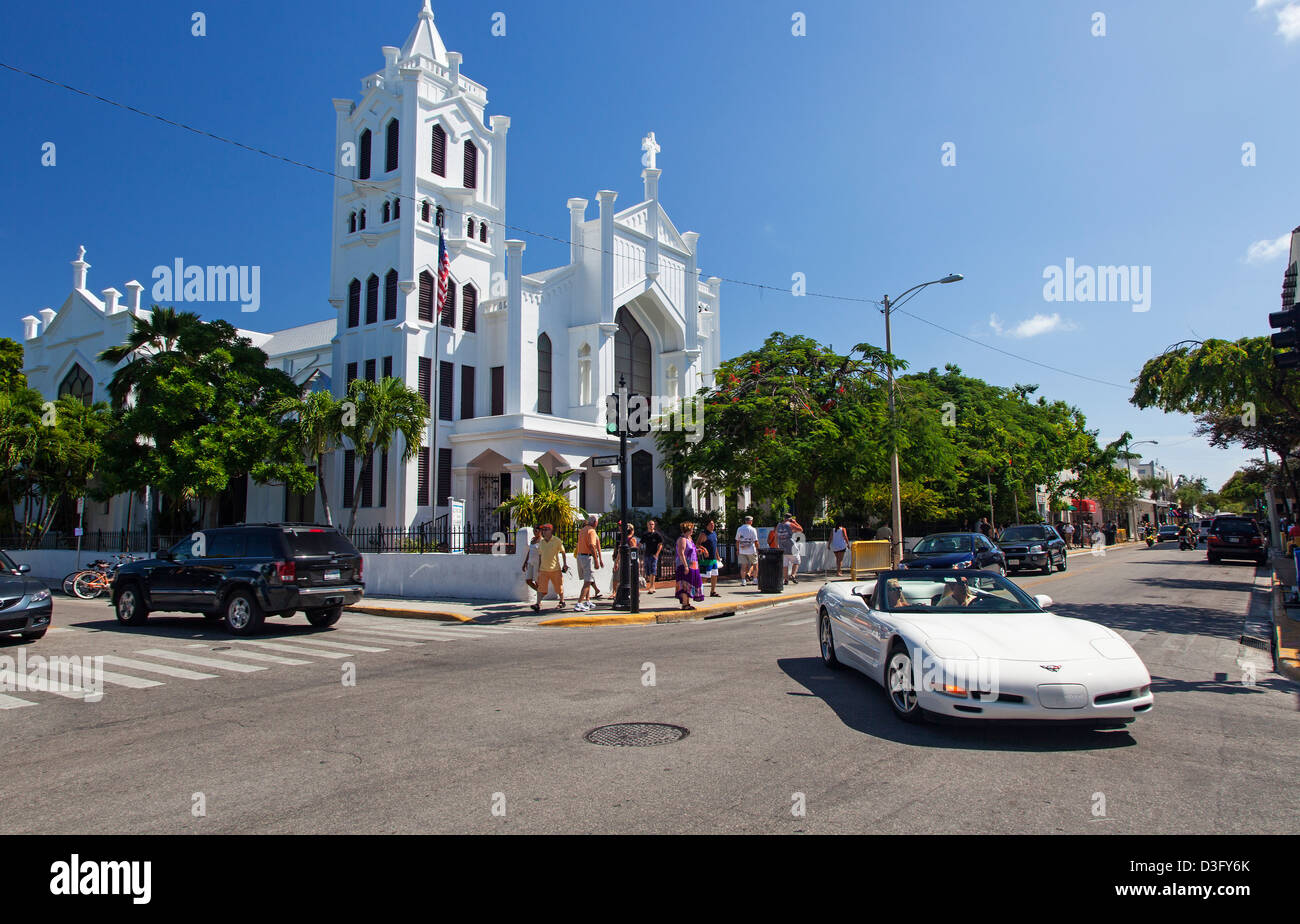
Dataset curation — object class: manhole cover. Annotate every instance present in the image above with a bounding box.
[585,722,688,747]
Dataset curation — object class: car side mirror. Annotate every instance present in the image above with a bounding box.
[16,563,31,573]
[1033,594,1053,609]
[851,583,873,605]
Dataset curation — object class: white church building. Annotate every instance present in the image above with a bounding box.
[18,2,723,540]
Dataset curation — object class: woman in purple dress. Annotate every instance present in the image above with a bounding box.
[675,521,704,610]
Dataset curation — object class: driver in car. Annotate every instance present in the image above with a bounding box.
[936,579,976,608]
[885,579,909,608]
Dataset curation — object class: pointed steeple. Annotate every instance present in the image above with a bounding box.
[402,1,449,66]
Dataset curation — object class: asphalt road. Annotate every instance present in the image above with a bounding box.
[1,542,1294,834]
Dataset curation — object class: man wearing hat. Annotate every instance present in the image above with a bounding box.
[532,523,569,612]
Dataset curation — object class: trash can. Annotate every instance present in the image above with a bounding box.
[757,547,784,594]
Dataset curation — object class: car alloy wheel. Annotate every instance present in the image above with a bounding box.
[115,586,148,626]
[819,610,841,668]
[887,645,924,722]
[222,590,264,636]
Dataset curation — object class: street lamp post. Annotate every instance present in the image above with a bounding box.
[881,274,963,567]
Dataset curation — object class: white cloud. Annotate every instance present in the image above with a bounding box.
[1245,233,1290,263]
[988,312,1077,339]
[1277,3,1300,39]
[1255,0,1286,9]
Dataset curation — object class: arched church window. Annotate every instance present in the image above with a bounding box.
[347,278,361,328]
[614,306,652,396]
[631,450,653,507]
[392,197,400,219]
[385,118,399,173]
[384,269,399,321]
[577,343,592,406]
[418,271,435,322]
[58,364,93,407]
[467,216,475,238]
[348,212,357,234]
[435,205,445,228]
[421,200,431,222]
[461,283,477,333]
[537,333,553,415]
[430,124,446,177]
[441,279,457,327]
[479,221,488,243]
[358,129,372,180]
[358,208,366,231]
[463,140,478,190]
[382,202,391,223]
[365,274,379,325]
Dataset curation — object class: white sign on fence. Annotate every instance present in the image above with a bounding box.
[450,498,465,554]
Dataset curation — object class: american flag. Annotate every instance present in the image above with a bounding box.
[436,226,450,321]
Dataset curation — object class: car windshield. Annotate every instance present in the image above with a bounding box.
[878,573,1042,613]
[912,535,972,554]
[999,526,1049,542]
[0,549,19,573]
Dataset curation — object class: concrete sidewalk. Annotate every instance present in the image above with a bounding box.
[347,574,826,627]
[345,541,1145,629]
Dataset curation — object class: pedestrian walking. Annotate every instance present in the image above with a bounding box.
[641,518,665,594]
[575,515,603,608]
[675,521,704,610]
[735,515,759,586]
[978,516,992,538]
[703,519,721,597]
[531,523,568,612]
[520,527,540,590]
[1063,522,1075,548]
[777,514,804,584]
[830,521,849,576]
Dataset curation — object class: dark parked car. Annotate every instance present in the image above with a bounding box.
[111,524,365,635]
[0,549,52,643]
[1206,515,1267,565]
[1155,524,1181,542]
[900,532,1006,574]
[996,524,1067,574]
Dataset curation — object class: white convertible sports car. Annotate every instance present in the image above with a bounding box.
[815,569,1153,727]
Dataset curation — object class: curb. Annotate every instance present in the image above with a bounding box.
[1270,573,1300,684]
[537,589,819,628]
[343,604,476,623]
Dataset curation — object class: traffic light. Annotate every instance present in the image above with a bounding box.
[1271,262,1300,371]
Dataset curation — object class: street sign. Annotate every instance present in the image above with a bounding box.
[591,455,619,467]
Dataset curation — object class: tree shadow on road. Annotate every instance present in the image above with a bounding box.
[778,656,1137,752]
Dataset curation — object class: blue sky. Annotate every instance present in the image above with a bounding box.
[3,0,1298,488]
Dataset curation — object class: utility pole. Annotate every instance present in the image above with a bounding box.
[882,294,903,568]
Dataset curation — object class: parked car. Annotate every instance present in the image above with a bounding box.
[0,549,52,643]
[815,570,1153,726]
[111,523,365,635]
[900,532,1006,574]
[1206,515,1267,565]
[1155,524,1181,542]
[996,524,1067,575]
[1197,518,1213,541]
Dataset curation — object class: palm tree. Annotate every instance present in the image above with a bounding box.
[495,463,584,531]
[269,390,345,526]
[341,377,429,530]
[98,306,204,408]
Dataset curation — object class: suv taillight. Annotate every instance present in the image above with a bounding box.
[276,560,296,583]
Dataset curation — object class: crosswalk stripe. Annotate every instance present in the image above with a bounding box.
[225,640,350,659]
[136,648,266,673]
[340,625,480,641]
[330,631,421,647]
[0,692,38,709]
[186,646,311,666]
[101,655,216,680]
[0,669,93,699]
[95,669,164,689]
[267,637,388,653]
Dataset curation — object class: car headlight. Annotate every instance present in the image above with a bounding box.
[1028,545,1043,553]
[29,589,50,603]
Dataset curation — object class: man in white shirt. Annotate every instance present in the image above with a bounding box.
[735,516,759,585]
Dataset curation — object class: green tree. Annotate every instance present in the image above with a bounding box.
[270,389,347,526]
[97,311,310,528]
[495,464,585,535]
[340,377,429,530]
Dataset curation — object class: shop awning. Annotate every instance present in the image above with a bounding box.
[1076,499,1099,513]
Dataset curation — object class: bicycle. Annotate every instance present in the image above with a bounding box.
[67,554,139,599]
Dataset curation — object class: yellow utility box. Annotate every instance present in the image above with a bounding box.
[850,540,892,579]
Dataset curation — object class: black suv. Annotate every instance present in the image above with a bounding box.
[111,524,364,635]
[996,524,1067,574]
[1206,515,1267,565]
